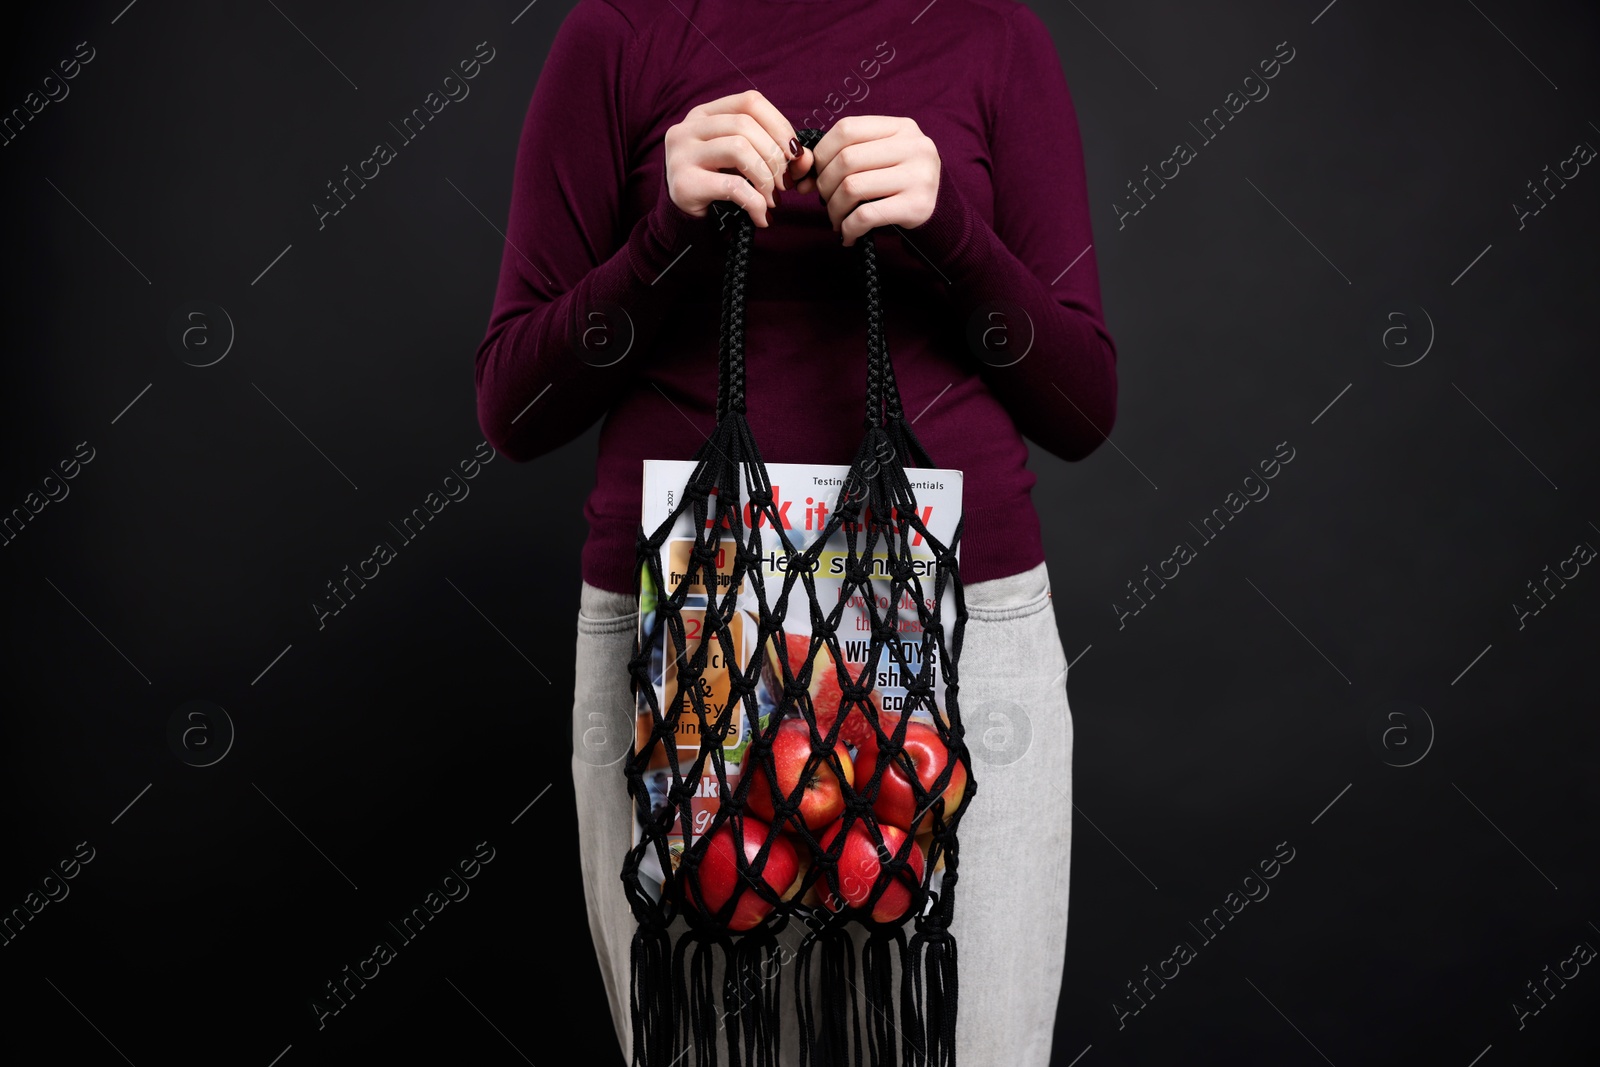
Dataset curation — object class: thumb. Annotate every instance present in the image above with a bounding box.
[786,147,817,195]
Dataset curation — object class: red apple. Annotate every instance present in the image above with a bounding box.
[812,660,883,731]
[690,816,799,932]
[745,717,855,832]
[767,632,880,748]
[854,719,968,833]
[817,820,926,923]
[813,651,882,757]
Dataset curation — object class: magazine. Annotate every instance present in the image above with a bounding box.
[632,459,964,916]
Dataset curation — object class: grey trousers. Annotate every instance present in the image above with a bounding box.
[571,560,1074,1065]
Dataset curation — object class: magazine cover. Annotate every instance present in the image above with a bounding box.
[632,459,964,913]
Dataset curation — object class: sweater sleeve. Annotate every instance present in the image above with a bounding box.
[906,3,1118,462]
[475,0,723,463]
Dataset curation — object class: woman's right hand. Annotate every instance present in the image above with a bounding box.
[664,90,814,228]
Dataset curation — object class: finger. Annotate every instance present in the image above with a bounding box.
[679,168,770,227]
[783,145,815,194]
[825,164,908,232]
[691,135,779,209]
[728,90,804,171]
[691,112,788,192]
[810,116,905,181]
[718,171,771,226]
[702,89,801,184]
[689,90,775,123]
[815,137,905,203]
[839,193,908,246]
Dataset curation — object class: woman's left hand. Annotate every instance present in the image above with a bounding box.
[800,116,942,246]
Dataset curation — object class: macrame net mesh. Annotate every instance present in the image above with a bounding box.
[620,128,974,1067]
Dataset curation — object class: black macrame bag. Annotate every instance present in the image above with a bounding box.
[623,127,974,1067]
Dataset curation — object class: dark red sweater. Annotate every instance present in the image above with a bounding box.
[475,0,1117,595]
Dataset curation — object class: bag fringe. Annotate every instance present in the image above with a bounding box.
[862,929,901,1066]
[631,925,674,1067]
[632,914,960,1066]
[903,919,959,1067]
[818,924,861,1066]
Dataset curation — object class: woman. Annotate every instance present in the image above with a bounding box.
[474,1,1116,1062]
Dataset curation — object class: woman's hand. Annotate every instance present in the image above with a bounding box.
[801,116,942,245]
[664,90,815,228]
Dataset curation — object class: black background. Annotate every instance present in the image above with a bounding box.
[3,1,1597,1064]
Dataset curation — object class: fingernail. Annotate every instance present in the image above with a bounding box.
[788,136,800,158]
